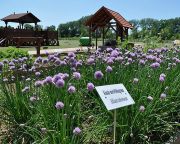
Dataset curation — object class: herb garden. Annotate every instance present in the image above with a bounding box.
[0,46,179,143]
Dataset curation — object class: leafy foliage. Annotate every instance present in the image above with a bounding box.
[0,47,29,59]
[129,17,180,41]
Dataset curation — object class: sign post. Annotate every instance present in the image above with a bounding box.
[113,109,117,144]
[95,84,135,144]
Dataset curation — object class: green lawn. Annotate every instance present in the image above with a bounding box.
[0,39,103,51]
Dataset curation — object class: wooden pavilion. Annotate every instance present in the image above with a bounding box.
[85,6,133,49]
[1,12,40,29]
[0,12,59,55]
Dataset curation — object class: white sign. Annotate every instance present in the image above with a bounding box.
[95,84,135,110]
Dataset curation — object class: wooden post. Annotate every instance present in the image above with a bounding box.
[119,26,123,42]
[22,23,24,29]
[116,23,119,42]
[102,27,105,46]
[5,21,8,28]
[125,28,128,40]
[89,25,92,46]
[36,46,40,56]
[95,29,98,50]
[113,109,117,144]
[56,29,59,46]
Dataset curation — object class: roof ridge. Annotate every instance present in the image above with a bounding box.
[85,6,133,29]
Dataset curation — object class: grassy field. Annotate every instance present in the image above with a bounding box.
[0,39,103,51]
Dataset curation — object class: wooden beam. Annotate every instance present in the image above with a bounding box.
[104,25,110,35]
[109,24,117,33]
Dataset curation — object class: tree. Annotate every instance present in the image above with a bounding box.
[24,24,33,30]
[47,25,56,31]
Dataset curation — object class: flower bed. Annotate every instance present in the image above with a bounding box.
[0,47,180,143]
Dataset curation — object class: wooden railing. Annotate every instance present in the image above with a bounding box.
[0,28,59,46]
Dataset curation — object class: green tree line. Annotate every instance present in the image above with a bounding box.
[1,16,179,41]
[129,18,180,40]
[58,16,91,37]
[58,17,180,40]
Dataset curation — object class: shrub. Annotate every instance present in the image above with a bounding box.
[0,47,29,59]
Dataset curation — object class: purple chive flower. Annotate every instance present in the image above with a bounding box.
[110,50,119,57]
[3,78,8,82]
[53,74,62,83]
[129,52,136,57]
[106,66,113,73]
[150,62,160,68]
[68,52,75,57]
[107,58,114,65]
[128,58,133,63]
[35,72,41,77]
[42,59,48,64]
[87,83,94,92]
[159,73,166,82]
[160,93,166,100]
[30,96,38,102]
[87,58,95,65]
[68,86,76,93]
[0,62,4,71]
[147,96,153,101]
[94,71,103,79]
[41,128,47,134]
[73,127,81,135]
[175,59,180,63]
[0,62,4,67]
[156,58,162,63]
[60,60,67,66]
[35,81,43,87]
[71,67,76,72]
[22,86,30,93]
[115,57,124,62]
[55,101,64,109]
[55,59,61,65]
[139,59,145,65]
[106,47,113,52]
[76,61,82,67]
[45,76,53,84]
[55,79,65,88]
[62,73,69,80]
[139,106,145,112]
[48,55,55,61]
[9,61,15,66]
[133,78,139,84]
[159,76,165,82]
[3,59,9,64]
[26,78,31,81]
[160,73,166,78]
[73,72,81,80]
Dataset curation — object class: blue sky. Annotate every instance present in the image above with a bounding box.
[0,0,179,28]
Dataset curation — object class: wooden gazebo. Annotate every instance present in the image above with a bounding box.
[0,12,59,56]
[85,6,133,48]
[1,12,40,29]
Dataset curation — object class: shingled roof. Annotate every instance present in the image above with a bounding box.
[1,12,40,23]
[85,6,133,29]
